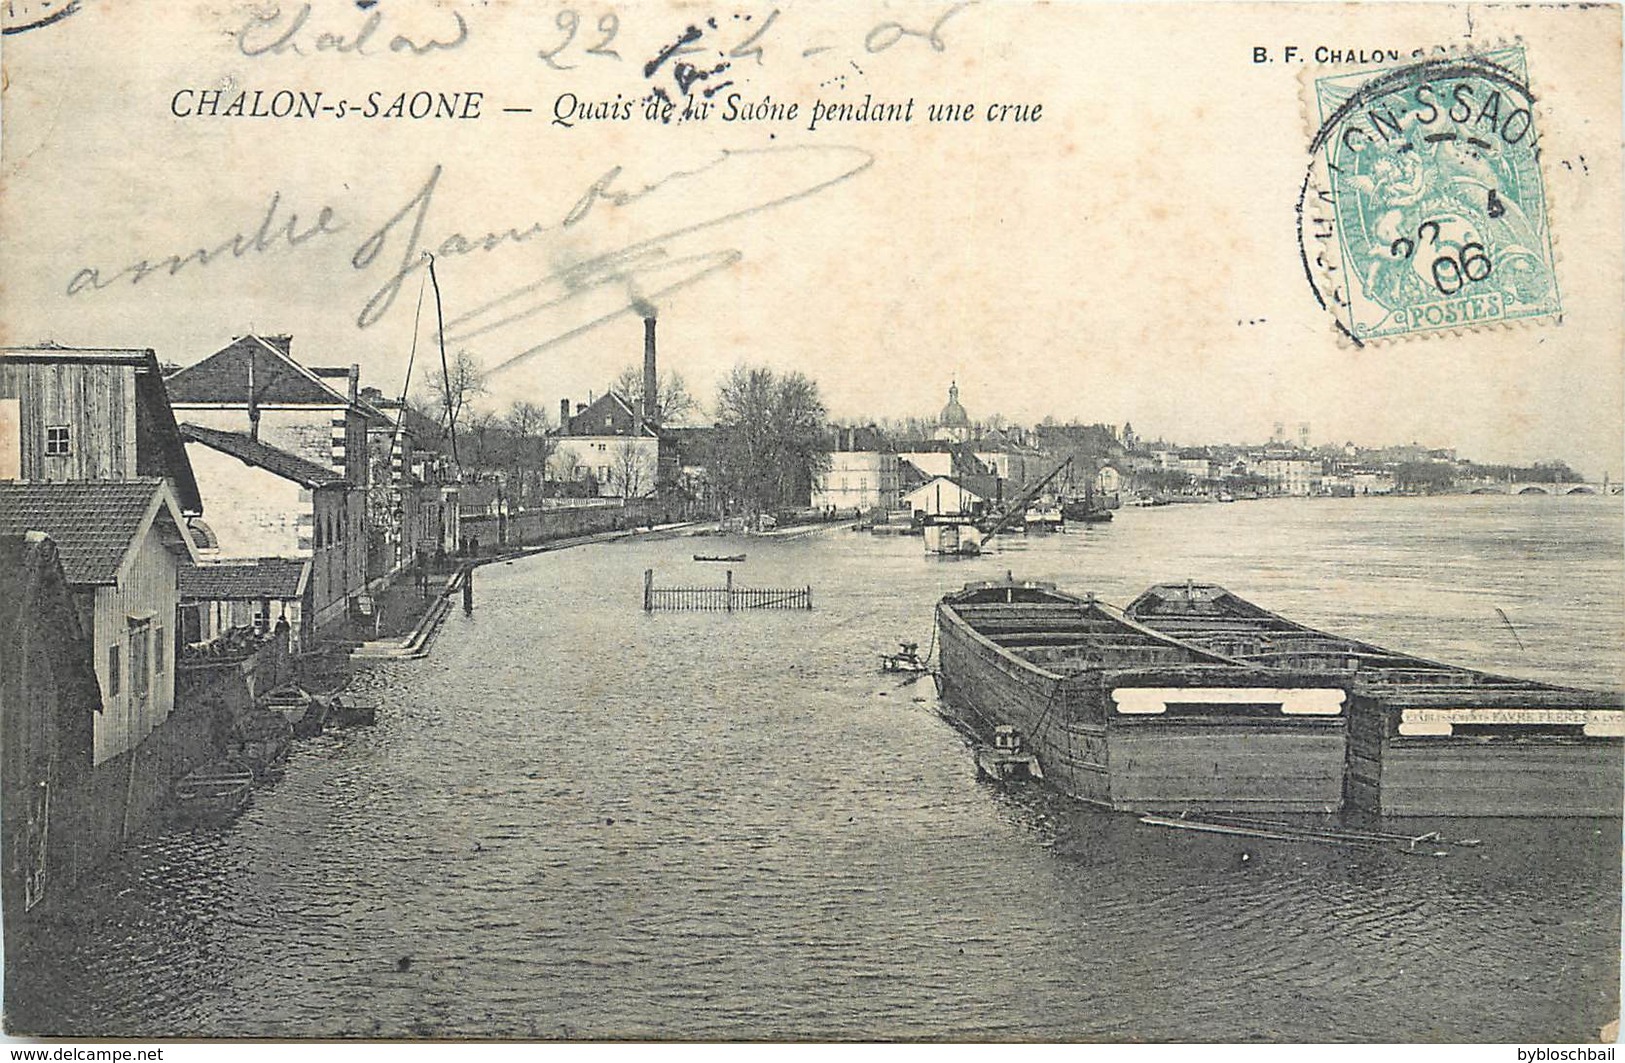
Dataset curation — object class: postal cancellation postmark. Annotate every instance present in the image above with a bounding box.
[1301,46,1560,343]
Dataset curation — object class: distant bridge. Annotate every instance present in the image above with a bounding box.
[1467,482,1619,496]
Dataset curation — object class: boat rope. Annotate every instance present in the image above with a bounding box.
[1029,675,1066,748]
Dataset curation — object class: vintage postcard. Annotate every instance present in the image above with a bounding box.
[1,0,1621,1045]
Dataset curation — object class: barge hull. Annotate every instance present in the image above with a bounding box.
[1110,722,1345,812]
[936,622,1111,806]
[936,587,1351,813]
[1373,741,1625,818]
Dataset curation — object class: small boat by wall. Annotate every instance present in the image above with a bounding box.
[262,684,312,724]
[975,725,1044,783]
[1025,503,1064,532]
[1060,499,1113,523]
[936,575,1350,812]
[694,554,747,563]
[234,708,292,780]
[880,642,929,673]
[1125,582,1624,817]
[175,762,254,825]
[325,696,378,727]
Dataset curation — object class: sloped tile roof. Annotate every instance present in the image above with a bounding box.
[180,424,346,487]
[179,557,308,600]
[166,335,346,406]
[0,481,165,585]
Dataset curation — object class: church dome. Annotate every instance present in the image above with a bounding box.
[939,382,970,428]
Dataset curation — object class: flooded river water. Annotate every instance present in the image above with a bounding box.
[10,496,1622,1041]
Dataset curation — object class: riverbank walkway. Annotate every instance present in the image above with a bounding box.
[350,521,701,660]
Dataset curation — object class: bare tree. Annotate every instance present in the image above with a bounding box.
[504,399,556,507]
[713,365,831,521]
[462,407,499,470]
[549,445,580,486]
[613,364,696,428]
[611,438,650,499]
[424,349,488,445]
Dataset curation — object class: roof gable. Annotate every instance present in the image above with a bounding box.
[180,423,347,488]
[565,392,654,437]
[903,475,984,502]
[166,335,349,407]
[0,480,194,585]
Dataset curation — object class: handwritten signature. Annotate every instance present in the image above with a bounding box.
[65,144,873,375]
[354,143,874,373]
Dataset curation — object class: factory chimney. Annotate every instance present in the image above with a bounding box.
[642,315,658,428]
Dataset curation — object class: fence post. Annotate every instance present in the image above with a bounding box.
[644,569,653,612]
[726,569,734,612]
[806,585,813,610]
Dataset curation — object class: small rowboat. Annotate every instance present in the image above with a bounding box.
[262,683,313,724]
[694,554,747,563]
[880,642,929,673]
[975,726,1044,784]
[175,762,254,825]
[327,697,378,727]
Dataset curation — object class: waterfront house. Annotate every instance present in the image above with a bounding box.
[1247,448,1321,496]
[179,423,363,638]
[177,556,310,647]
[812,425,899,513]
[973,427,1042,487]
[354,387,461,577]
[903,476,986,518]
[556,391,673,499]
[0,346,203,516]
[164,335,370,490]
[0,480,198,767]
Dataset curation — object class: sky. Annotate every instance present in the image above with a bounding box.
[2,1,1621,477]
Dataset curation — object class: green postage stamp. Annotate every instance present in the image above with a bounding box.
[1305,47,1560,341]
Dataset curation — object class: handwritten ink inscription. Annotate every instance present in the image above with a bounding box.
[229,2,980,77]
[63,146,874,377]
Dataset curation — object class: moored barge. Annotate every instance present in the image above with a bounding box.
[1125,582,1625,817]
[936,576,1351,812]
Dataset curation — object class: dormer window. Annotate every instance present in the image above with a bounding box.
[45,425,71,456]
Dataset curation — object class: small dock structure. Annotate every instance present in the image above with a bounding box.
[643,569,812,612]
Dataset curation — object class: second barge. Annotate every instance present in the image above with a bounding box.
[1125,583,1624,817]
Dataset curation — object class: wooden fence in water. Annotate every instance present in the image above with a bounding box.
[643,569,812,612]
